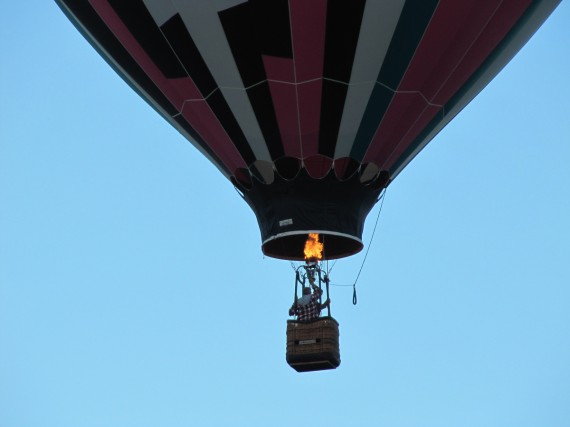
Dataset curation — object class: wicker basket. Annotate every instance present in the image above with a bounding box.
[286,316,340,372]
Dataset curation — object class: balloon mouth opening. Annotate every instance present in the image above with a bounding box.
[261,231,363,261]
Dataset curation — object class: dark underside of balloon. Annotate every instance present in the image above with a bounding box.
[239,168,385,260]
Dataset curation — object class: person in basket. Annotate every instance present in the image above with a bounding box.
[288,277,330,321]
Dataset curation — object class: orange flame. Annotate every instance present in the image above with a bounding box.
[304,233,323,260]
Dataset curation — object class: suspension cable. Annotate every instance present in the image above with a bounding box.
[326,259,337,276]
[351,188,387,304]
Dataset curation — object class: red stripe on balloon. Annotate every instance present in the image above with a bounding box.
[291,0,327,158]
[297,81,324,158]
[365,0,531,169]
[431,0,532,105]
[179,100,250,172]
[362,92,435,169]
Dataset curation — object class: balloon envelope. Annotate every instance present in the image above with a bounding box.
[56,0,560,260]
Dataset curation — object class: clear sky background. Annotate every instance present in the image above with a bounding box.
[1,2,569,427]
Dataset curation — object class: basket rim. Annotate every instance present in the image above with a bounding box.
[287,316,339,326]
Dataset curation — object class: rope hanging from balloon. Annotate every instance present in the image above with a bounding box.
[350,188,387,305]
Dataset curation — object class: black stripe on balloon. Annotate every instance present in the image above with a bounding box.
[389,0,539,176]
[219,2,286,161]
[160,14,217,96]
[218,3,264,88]
[252,0,293,58]
[107,0,186,79]
[161,14,256,165]
[350,0,439,161]
[207,89,256,165]
[318,0,367,158]
[319,79,352,158]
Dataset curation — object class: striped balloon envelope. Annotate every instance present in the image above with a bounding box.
[56,0,560,260]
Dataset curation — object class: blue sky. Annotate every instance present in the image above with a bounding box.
[1,2,569,427]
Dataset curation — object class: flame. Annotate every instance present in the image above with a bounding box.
[304,233,323,260]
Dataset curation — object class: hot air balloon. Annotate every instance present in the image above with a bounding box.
[56,0,561,371]
[56,0,559,260]
[55,0,560,261]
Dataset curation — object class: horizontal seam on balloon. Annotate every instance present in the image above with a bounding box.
[172,79,442,117]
